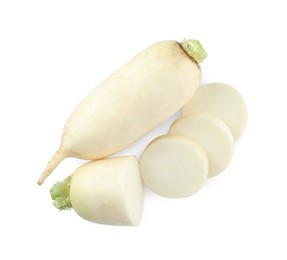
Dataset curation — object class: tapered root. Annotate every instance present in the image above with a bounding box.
[37,149,67,185]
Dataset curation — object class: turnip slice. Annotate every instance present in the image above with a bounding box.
[38,39,207,185]
[169,115,234,177]
[50,156,144,226]
[182,83,248,141]
[139,135,208,198]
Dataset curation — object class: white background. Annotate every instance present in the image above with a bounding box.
[0,0,286,259]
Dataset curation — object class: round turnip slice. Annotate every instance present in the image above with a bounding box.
[69,156,144,226]
[169,115,234,177]
[182,83,248,141]
[139,135,208,198]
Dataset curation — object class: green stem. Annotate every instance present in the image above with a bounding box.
[180,39,207,63]
[50,176,72,210]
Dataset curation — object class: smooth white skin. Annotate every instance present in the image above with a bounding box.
[70,156,144,226]
[38,40,201,184]
[169,115,234,177]
[139,135,208,198]
[182,83,248,142]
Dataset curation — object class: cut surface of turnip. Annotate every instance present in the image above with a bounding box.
[169,115,234,177]
[139,135,208,198]
[182,83,248,141]
[50,156,144,226]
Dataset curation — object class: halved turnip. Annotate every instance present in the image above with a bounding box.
[50,156,144,226]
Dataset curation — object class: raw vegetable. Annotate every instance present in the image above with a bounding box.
[169,115,234,177]
[50,156,144,226]
[38,39,207,185]
[139,135,208,198]
[182,83,248,141]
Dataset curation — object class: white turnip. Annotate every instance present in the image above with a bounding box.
[38,39,207,185]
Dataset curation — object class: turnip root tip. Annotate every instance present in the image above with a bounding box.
[38,149,67,185]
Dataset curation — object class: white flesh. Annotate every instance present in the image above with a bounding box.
[139,135,208,198]
[39,40,201,184]
[169,115,234,177]
[70,156,144,226]
[182,83,248,141]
